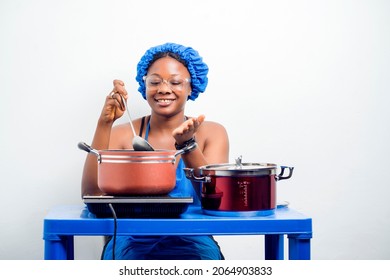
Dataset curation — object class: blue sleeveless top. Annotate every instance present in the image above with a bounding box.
[102,117,223,260]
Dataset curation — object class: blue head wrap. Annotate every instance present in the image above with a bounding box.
[135,43,209,101]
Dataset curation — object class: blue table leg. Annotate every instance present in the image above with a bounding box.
[265,234,284,260]
[44,234,74,260]
[65,236,74,260]
[288,234,311,260]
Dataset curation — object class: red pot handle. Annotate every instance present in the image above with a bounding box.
[183,168,211,183]
[277,166,294,181]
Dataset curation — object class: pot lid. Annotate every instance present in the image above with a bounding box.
[198,157,278,176]
[200,163,277,171]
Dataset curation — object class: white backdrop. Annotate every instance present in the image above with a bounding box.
[0,0,389,260]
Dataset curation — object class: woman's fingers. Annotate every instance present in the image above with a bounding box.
[109,91,125,111]
[172,115,205,142]
[113,79,128,99]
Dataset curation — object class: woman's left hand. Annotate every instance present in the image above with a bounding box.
[172,115,205,144]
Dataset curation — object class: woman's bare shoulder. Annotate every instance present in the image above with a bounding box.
[112,117,144,133]
[197,120,229,141]
[197,120,229,163]
[110,117,144,149]
[201,120,228,132]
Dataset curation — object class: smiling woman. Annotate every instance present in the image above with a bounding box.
[80,42,230,260]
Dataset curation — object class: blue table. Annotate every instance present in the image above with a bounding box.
[43,205,312,260]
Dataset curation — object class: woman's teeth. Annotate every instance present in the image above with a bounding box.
[157,99,173,103]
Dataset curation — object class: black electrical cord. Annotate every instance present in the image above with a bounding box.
[108,203,117,260]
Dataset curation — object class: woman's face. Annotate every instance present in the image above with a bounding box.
[145,56,191,117]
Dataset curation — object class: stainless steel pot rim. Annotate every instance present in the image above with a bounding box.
[99,149,176,153]
[197,163,278,176]
[199,163,278,170]
[98,149,184,159]
[101,154,175,160]
[101,159,175,164]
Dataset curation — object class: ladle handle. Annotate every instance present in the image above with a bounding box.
[120,94,137,137]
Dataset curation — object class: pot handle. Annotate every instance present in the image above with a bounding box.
[174,141,198,157]
[78,142,101,162]
[277,166,294,181]
[183,168,211,183]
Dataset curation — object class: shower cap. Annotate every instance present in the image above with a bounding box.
[135,42,209,101]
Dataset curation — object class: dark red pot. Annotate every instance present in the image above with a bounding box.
[184,162,293,216]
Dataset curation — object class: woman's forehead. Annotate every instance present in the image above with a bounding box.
[147,56,190,77]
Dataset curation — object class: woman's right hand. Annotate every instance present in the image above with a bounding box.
[99,79,128,123]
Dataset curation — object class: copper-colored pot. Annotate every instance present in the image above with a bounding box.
[78,142,188,195]
[184,160,294,216]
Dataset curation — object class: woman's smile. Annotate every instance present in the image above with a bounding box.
[154,97,176,106]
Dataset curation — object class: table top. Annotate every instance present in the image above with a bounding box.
[44,204,312,237]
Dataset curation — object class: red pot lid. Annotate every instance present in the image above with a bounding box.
[198,162,278,176]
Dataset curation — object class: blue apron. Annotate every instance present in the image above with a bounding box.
[102,159,224,260]
[102,119,224,259]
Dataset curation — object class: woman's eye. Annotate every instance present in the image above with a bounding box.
[149,80,161,86]
[170,80,182,86]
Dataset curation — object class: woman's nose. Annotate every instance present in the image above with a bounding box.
[157,81,172,93]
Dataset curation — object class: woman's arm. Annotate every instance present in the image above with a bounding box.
[80,80,128,197]
[173,116,229,169]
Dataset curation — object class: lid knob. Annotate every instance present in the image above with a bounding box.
[235,155,243,169]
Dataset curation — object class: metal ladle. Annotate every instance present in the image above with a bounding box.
[120,94,154,151]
